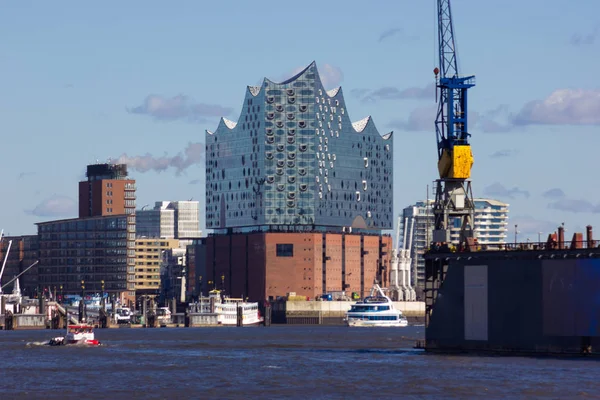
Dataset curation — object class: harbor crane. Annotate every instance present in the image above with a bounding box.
[432,0,476,248]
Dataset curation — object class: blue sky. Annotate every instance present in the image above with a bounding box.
[1,0,599,241]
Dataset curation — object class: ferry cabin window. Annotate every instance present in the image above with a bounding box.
[276,244,294,257]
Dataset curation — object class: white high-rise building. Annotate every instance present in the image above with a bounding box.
[136,201,201,240]
[401,200,434,291]
[402,198,509,289]
[170,201,202,239]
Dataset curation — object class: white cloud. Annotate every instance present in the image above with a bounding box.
[542,188,565,200]
[484,182,530,199]
[570,27,599,45]
[548,198,600,214]
[490,149,518,158]
[128,95,232,122]
[510,215,558,238]
[359,83,435,103]
[319,64,344,90]
[27,195,76,217]
[388,105,436,132]
[514,89,600,126]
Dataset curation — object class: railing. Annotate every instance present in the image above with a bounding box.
[428,240,600,254]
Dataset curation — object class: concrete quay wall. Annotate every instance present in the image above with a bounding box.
[273,300,425,318]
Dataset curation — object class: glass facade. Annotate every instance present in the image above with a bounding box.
[206,62,393,231]
[37,215,135,294]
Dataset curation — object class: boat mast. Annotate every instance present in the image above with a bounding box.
[0,239,13,295]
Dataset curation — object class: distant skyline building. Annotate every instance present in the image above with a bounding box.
[78,163,136,218]
[401,200,434,290]
[402,198,509,289]
[134,238,180,298]
[136,201,201,240]
[472,199,510,246]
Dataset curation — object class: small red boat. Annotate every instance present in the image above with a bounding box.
[48,324,101,346]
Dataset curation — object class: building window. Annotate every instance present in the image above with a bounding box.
[276,244,293,257]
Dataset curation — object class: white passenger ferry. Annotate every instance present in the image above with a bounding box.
[345,284,408,327]
[188,290,263,326]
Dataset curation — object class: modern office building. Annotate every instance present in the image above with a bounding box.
[37,215,134,302]
[134,238,180,297]
[136,201,201,241]
[37,163,137,305]
[199,62,394,301]
[0,235,39,297]
[402,198,509,289]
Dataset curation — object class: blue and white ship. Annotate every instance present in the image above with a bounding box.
[345,284,408,327]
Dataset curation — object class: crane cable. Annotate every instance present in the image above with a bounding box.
[0,260,39,291]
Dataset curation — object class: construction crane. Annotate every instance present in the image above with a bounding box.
[432,0,476,248]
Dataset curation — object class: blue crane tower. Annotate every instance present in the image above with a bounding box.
[431,0,476,247]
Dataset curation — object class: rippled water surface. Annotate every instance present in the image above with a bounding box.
[1,325,599,399]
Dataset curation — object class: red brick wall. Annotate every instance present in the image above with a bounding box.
[312,234,323,297]
[324,234,343,293]
[214,235,231,293]
[78,179,134,217]
[230,235,248,299]
[205,236,215,290]
[247,234,266,301]
[204,232,392,302]
[363,236,380,298]
[344,235,362,297]
[264,233,315,300]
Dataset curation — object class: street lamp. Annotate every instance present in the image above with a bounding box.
[101,280,105,310]
[538,232,542,243]
[514,224,518,245]
[221,274,225,291]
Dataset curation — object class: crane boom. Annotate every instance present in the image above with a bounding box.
[435,0,475,178]
[432,0,476,248]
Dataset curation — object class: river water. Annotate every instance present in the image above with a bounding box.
[1,325,599,399]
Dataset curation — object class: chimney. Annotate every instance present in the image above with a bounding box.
[587,225,594,248]
[557,226,565,249]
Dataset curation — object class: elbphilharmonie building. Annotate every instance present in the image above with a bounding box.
[194,62,394,302]
[205,62,393,231]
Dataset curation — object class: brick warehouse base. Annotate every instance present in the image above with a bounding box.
[193,232,392,302]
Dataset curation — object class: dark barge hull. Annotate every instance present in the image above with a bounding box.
[423,245,600,356]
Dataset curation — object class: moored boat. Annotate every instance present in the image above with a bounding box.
[188,290,264,326]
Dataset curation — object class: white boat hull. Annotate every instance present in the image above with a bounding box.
[346,318,408,327]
